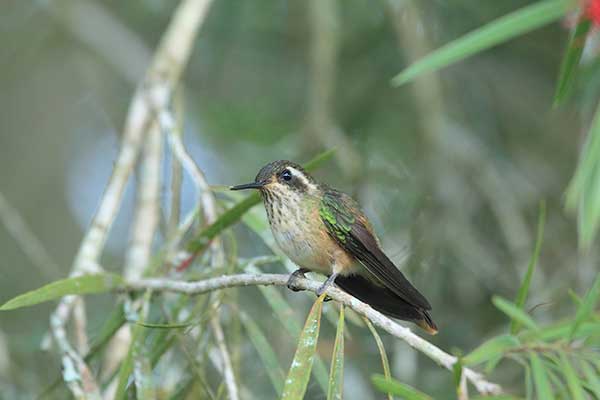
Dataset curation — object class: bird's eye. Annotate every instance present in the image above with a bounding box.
[281,169,292,182]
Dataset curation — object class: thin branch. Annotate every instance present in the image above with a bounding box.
[210,315,240,400]
[125,123,162,280]
[47,0,215,397]
[125,273,503,395]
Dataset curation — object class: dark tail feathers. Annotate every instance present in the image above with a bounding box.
[334,274,438,335]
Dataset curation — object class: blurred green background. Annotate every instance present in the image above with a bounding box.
[0,0,595,398]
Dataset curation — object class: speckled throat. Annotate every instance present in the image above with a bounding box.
[260,185,337,275]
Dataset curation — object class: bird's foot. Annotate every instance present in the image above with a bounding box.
[286,268,309,292]
[316,273,338,300]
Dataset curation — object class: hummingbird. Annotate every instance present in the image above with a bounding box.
[231,160,437,334]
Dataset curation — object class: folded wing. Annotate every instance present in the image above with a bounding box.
[320,189,431,311]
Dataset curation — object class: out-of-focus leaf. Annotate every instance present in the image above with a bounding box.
[86,306,126,361]
[472,396,524,400]
[281,294,325,400]
[247,267,329,393]
[580,359,600,398]
[554,19,591,106]
[464,334,520,366]
[492,296,538,331]
[559,352,585,400]
[131,320,194,329]
[115,322,144,400]
[240,311,285,396]
[391,0,571,86]
[525,364,533,400]
[185,149,335,253]
[530,353,553,400]
[364,318,393,400]
[371,374,433,400]
[569,273,600,339]
[453,357,464,398]
[327,305,344,400]
[566,102,600,248]
[0,273,124,310]
[512,202,545,334]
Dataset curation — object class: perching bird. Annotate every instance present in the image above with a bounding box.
[231,160,437,334]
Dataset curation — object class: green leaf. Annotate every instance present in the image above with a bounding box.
[580,359,600,398]
[327,305,345,400]
[0,273,124,310]
[566,102,600,248]
[247,262,329,393]
[131,320,194,329]
[493,296,538,331]
[240,311,285,396]
[185,149,335,253]
[554,18,591,106]
[281,294,326,400]
[530,353,553,400]
[371,374,433,400]
[364,318,393,400]
[512,201,545,334]
[464,334,520,366]
[453,357,464,398]
[391,0,571,86]
[559,352,585,400]
[570,273,600,339]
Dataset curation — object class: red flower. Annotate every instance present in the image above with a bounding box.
[585,0,600,26]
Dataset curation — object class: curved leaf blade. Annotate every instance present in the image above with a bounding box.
[530,353,553,400]
[512,201,545,334]
[0,273,124,311]
[569,273,600,339]
[464,334,520,366]
[554,19,591,106]
[392,0,571,86]
[364,318,393,400]
[371,374,433,400]
[492,296,538,331]
[560,352,586,400]
[240,311,285,396]
[327,305,345,400]
[281,294,326,400]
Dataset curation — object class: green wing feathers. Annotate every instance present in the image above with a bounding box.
[320,190,431,311]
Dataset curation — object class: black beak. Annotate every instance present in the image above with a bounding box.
[230,181,265,191]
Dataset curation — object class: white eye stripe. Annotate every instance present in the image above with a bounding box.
[286,167,317,191]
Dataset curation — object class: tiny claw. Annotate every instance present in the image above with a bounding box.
[286,268,309,292]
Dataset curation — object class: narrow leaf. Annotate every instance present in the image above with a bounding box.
[464,334,520,366]
[186,149,335,253]
[371,374,433,400]
[392,0,571,86]
[281,294,326,400]
[364,318,393,400]
[247,265,329,393]
[131,320,194,329]
[580,359,600,398]
[512,201,545,334]
[240,311,286,396]
[570,273,600,339]
[530,353,553,400]
[492,296,538,331]
[0,273,124,310]
[327,305,345,400]
[554,18,591,106]
[559,352,586,400]
[566,102,600,247]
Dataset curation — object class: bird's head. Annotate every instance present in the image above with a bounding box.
[230,160,319,202]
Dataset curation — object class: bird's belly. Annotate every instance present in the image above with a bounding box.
[270,220,332,274]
